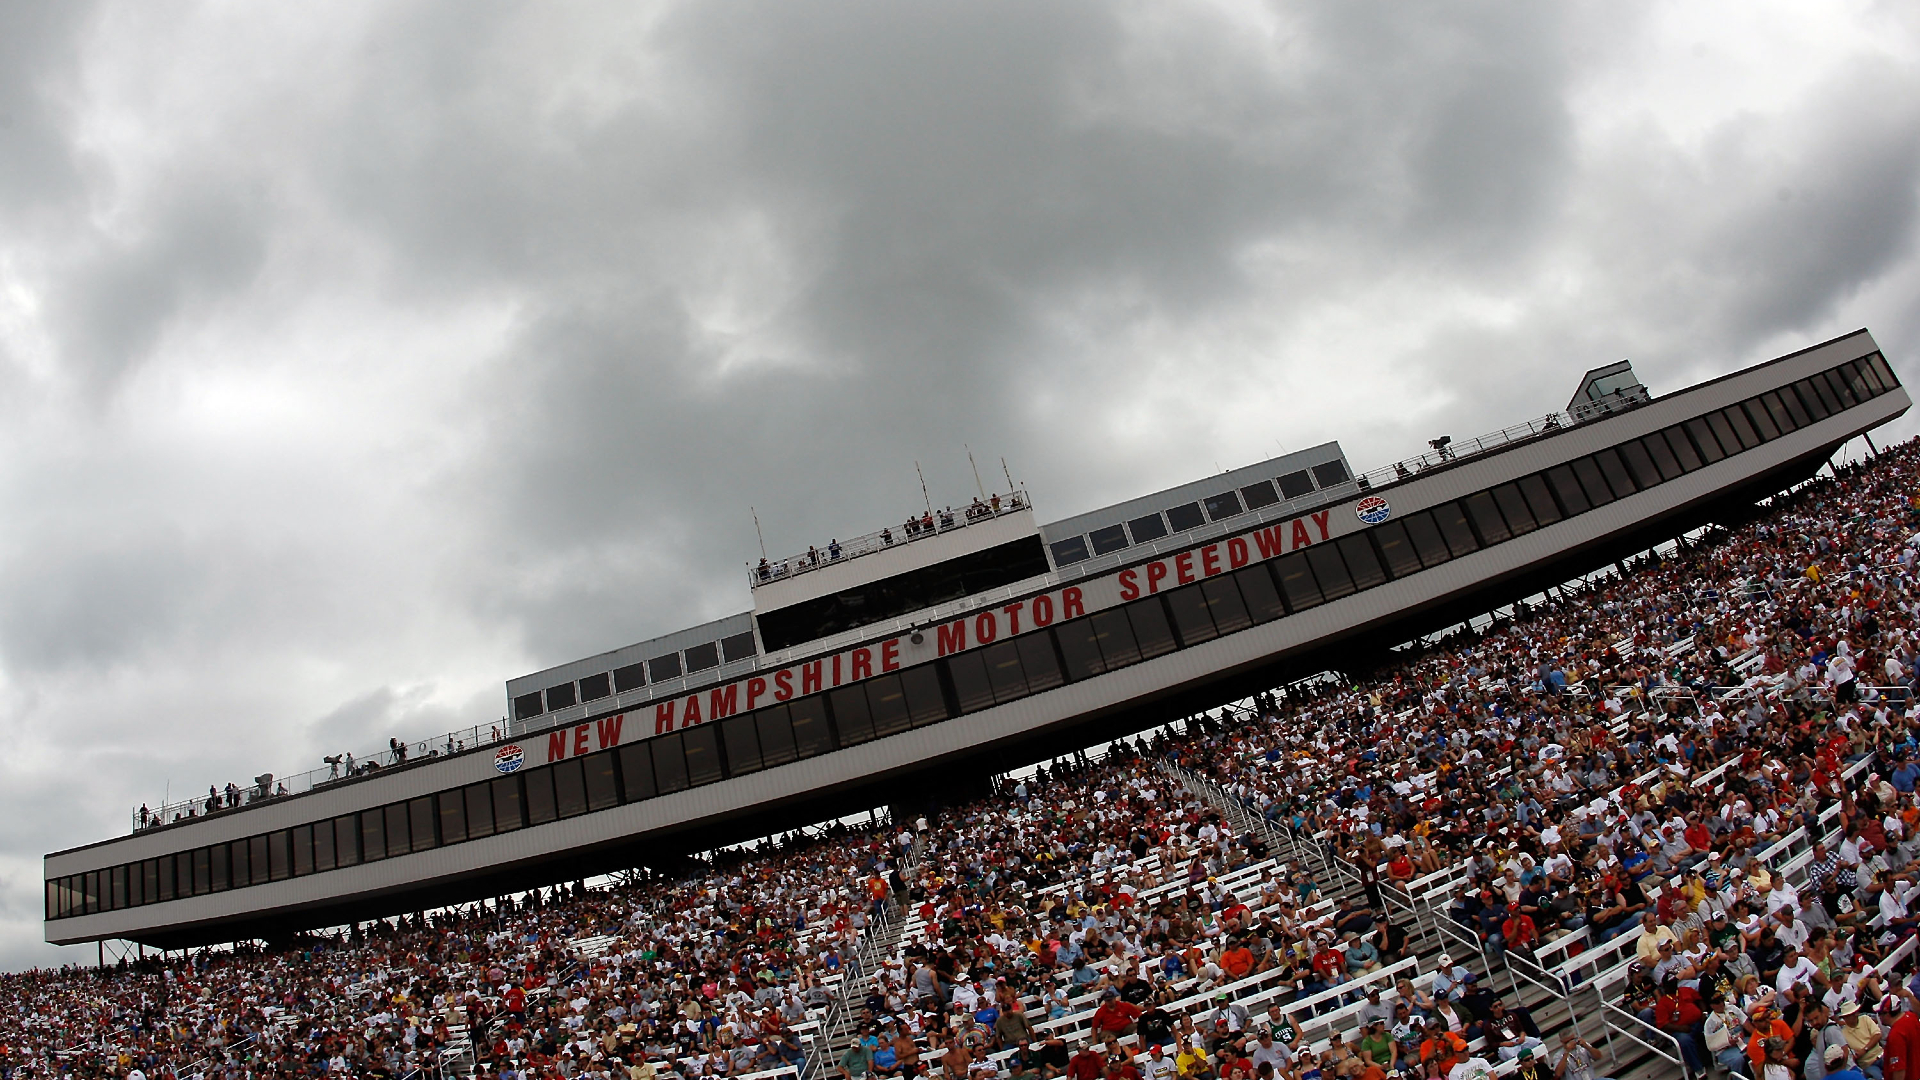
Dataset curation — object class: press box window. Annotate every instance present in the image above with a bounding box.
[613,663,646,693]
[1203,492,1244,521]
[649,653,682,681]
[1311,460,1350,487]
[578,672,611,702]
[721,632,758,663]
[1127,514,1168,544]
[513,692,545,721]
[1166,503,1205,532]
[1277,471,1314,499]
[1088,524,1129,556]
[1049,536,1091,566]
[1241,480,1279,510]
[683,642,720,673]
[545,682,576,712]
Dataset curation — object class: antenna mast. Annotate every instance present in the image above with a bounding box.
[915,462,933,516]
[751,507,768,562]
[966,445,986,499]
[1001,456,1015,494]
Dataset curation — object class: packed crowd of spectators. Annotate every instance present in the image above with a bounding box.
[9,439,1920,1080]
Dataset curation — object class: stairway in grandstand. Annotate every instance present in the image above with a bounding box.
[806,833,924,1079]
[1162,757,1687,1080]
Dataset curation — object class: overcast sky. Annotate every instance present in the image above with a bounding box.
[3,0,1919,969]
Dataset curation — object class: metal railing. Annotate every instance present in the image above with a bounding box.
[751,490,1030,587]
[1353,411,1574,493]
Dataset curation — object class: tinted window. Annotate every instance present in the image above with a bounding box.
[1127,514,1168,544]
[525,768,557,825]
[1402,512,1452,569]
[584,752,619,810]
[1204,492,1244,521]
[513,692,544,721]
[1057,619,1106,679]
[1705,411,1743,455]
[682,727,722,786]
[683,642,720,673]
[1237,564,1285,622]
[619,742,656,801]
[981,640,1029,703]
[408,796,435,851]
[1312,460,1350,486]
[1306,545,1356,600]
[1165,585,1217,646]
[760,536,1053,650]
[359,811,385,863]
[1337,534,1387,590]
[1273,552,1322,611]
[545,683,576,712]
[1742,399,1779,441]
[1759,391,1797,435]
[1869,353,1899,392]
[613,663,646,693]
[1128,600,1178,659]
[334,815,361,864]
[1371,521,1421,579]
[1201,577,1253,634]
[250,835,271,884]
[1775,385,1812,428]
[830,684,876,744]
[1088,524,1129,556]
[1571,457,1615,505]
[1049,537,1091,566]
[1793,379,1832,420]
[865,674,913,738]
[491,775,524,831]
[1091,609,1142,667]
[722,714,763,775]
[721,632,758,664]
[649,653,682,681]
[1616,441,1662,489]
[1593,447,1637,496]
[578,672,611,702]
[1684,417,1725,462]
[789,697,832,758]
[652,733,689,793]
[946,653,995,714]
[438,791,467,845]
[1518,473,1563,525]
[314,822,337,872]
[1278,471,1314,499]
[1823,368,1858,407]
[1491,484,1536,535]
[1639,434,1681,480]
[755,706,797,767]
[1463,491,1511,544]
[1432,501,1480,557]
[465,784,494,838]
[1242,480,1280,510]
[1663,426,1703,471]
[902,664,949,725]
[1166,503,1205,532]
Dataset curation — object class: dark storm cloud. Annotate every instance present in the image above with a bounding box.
[2,0,1919,969]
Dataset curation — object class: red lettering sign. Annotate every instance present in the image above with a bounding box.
[1002,601,1024,635]
[1032,594,1055,627]
[549,730,569,761]
[1292,519,1312,548]
[572,724,590,757]
[681,694,703,726]
[655,701,676,734]
[747,677,768,709]
[975,611,998,644]
[774,669,794,701]
[1146,562,1168,594]
[881,639,900,672]
[1312,510,1331,540]
[937,620,967,656]
[801,661,822,695]
[1063,587,1085,619]
[1200,544,1221,577]
[1228,537,1249,569]
[596,714,623,748]
[708,684,738,719]
[1175,552,1195,585]
[851,648,873,681]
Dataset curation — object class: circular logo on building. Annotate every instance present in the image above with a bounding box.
[1355,496,1392,525]
[494,744,525,774]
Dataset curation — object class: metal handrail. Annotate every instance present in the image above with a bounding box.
[1353,411,1573,493]
[751,490,1030,586]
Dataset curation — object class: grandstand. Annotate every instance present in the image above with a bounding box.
[19,329,1920,1080]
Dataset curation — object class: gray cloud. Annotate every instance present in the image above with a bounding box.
[2,0,1919,970]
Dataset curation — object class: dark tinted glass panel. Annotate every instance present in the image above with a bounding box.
[1128,600,1178,658]
[1491,484,1536,535]
[438,792,468,845]
[829,685,876,744]
[1278,471,1314,499]
[1463,491,1511,543]
[1432,501,1479,557]
[1049,537,1090,566]
[1402,512,1451,569]
[332,816,359,866]
[947,653,995,713]
[313,823,337,872]
[1664,426,1704,471]
[1617,441,1662,490]
[524,768,558,825]
[1570,457,1615,505]
[1788,379,1827,421]
[682,727,722,786]
[755,706,798,766]
[1312,460,1350,486]
[981,640,1028,702]
[1200,576,1253,634]
[238,839,260,887]
[545,683,576,712]
[613,663,646,693]
[513,692,544,721]
[88,868,105,909]
[268,832,291,881]
[1127,514,1168,544]
[1721,406,1760,449]
[902,665,948,725]
[1775,385,1812,428]
[1802,376,1839,418]
[1640,434,1682,480]
[1057,619,1106,679]
[1088,524,1129,556]
[386,802,412,854]
[1091,608,1142,667]
[649,653,682,681]
[359,811,386,863]
[1594,448,1637,496]
[1165,584,1217,646]
[1016,634,1063,693]
[159,854,177,900]
[866,674,913,737]
[722,714,764,774]
[721,632,758,664]
[1242,481,1279,510]
[552,759,588,819]
[1850,358,1884,394]
[790,697,832,757]
[683,642,719,673]
[1742,399,1779,441]
[1518,473,1563,525]
[1760,391,1797,435]
[1823,369,1858,407]
[1306,545,1356,600]
[195,848,214,892]
[1705,411,1742,455]
[1166,503,1205,532]
[1274,552,1322,610]
[1372,521,1421,578]
[578,672,611,702]
[652,733,689,793]
[409,796,436,851]
[1682,418,1724,462]
[116,864,132,905]
[1204,492,1244,521]
[1337,534,1386,590]
[145,858,162,900]
[583,752,619,811]
[1236,564,1285,622]
[491,776,524,831]
[465,784,495,838]
[619,743,656,800]
[1869,354,1899,392]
